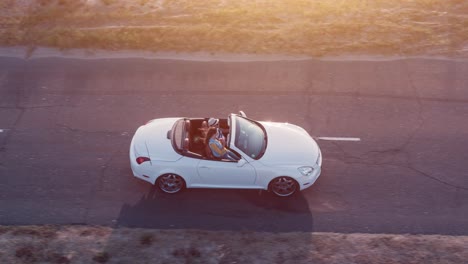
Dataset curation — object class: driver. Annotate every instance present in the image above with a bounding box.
[206,127,238,161]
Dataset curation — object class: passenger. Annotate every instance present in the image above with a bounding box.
[194,120,209,144]
[206,127,238,161]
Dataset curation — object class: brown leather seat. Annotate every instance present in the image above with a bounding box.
[184,137,190,152]
[205,141,215,159]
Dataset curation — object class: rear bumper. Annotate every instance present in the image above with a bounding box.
[129,135,154,184]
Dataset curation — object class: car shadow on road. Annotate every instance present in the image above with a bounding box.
[116,186,314,232]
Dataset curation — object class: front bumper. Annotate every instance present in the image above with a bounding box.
[298,146,322,190]
[297,165,321,190]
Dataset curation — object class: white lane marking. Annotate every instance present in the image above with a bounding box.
[316,137,361,141]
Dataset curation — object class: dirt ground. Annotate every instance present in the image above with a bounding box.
[1,225,467,264]
[1,0,467,57]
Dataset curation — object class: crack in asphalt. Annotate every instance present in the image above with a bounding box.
[356,148,411,166]
[0,68,66,151]
[320,61,468,191]
[339,62,425,166]
[56,123,128,135]
[54,121,129,224]
[404,166,468,191]
[350,161,468,192]
[97,148,125,192]
[82,145,126,225]
[400,60,426,152]
[0,106,65,150]
[0,75,129,225]
[0,74,26,152]
[327,141,468,192]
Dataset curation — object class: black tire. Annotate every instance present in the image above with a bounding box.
[268,176,299,197]
[156,173,185,194]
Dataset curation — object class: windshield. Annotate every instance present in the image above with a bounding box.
[234,117,267,160]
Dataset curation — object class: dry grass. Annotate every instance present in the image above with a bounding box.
[0,0,467,56]
[0,225,467,264]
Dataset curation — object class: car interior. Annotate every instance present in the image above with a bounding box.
[182,118,232,160]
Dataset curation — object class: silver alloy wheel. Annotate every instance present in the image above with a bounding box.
[158,174,184,194]
[270,177,298,197]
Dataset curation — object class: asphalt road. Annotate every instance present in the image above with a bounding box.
[0,56,467,235]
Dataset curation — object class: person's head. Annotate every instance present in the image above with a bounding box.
[208,118,219,127]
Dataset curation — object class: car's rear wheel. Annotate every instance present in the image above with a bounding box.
[157,173,185,194]
[269,177,298,197]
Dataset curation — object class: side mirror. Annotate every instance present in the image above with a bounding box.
[239,110,247,117]
[237,158,247,167]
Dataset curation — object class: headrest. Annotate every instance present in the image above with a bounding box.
[184,137,189,149]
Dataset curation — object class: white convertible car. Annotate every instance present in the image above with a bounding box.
[129,111,322,197]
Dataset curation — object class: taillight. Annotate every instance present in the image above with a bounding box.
[136,157,150,164]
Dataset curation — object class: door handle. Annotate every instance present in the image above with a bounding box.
[199,166,209,169]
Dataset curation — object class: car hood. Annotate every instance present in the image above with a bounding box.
[133,118,182,162]
[258,122,319,166]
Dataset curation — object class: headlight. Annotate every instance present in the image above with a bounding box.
[298,166,314,176]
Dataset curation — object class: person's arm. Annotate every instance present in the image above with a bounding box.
[219,137,226,147]
[209,139,227,156]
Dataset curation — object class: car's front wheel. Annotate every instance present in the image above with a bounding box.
[269,177,298,197]
[157,173,185,194]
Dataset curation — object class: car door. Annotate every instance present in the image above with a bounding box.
[196,159,257,187]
